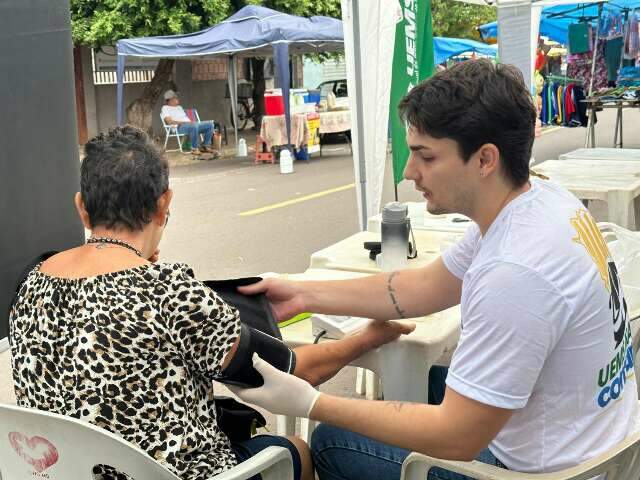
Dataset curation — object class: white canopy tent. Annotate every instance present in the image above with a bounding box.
[341,0,399,230]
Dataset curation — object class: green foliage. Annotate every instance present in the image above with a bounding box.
[70,0,232,46]
[431,0,495,40]
[249,0,341,18]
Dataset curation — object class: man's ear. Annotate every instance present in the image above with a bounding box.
[476,143,500,177]
[74,192,92,230]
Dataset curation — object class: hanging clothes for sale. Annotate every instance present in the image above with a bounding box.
[539,79,587,127]
[624,10,639,58]
[605,36,624,83]
[567,39,608,91]
[569,23,591,54]
[599,11,624,40]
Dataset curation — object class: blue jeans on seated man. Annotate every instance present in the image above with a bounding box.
[310,366,508,480]
[177,122,213,149]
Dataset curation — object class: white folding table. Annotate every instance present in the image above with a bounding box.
[559,148,640,162]
[533,160,640,230]
[367,202,473,235]
[309,230,464,273]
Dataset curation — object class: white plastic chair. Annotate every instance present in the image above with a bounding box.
[0,403,293,480]
[400,430,640,480]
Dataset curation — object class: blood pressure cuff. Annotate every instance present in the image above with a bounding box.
[217,323,296,388]
[205,277,295,387]
[204,278,281,339]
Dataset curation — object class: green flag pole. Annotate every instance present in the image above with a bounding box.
[390,0,435,194]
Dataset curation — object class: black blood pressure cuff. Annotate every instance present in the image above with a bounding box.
[204,277,295,388]
[204,278,281,339]
[217,323,296,388]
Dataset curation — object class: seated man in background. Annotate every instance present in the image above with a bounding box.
[161,89,218,157]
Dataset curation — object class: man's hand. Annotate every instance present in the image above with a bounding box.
[358,320,416,350]
[238,278,306,322]
[229,354,321,418]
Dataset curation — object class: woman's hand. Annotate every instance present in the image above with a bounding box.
[358,320,416,350]
[238,277,306,322]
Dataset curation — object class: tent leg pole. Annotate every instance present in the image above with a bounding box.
[587,3,603,98]
[352,0,368,230]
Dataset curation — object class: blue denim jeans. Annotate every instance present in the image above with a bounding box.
[177,122,213,149]
[311,424,502,480]
[310,366,506,480]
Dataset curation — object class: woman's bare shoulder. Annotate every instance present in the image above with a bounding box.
[39,246,147,279]
[38,247,85,275]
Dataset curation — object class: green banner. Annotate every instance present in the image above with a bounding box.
[390,0,435,185]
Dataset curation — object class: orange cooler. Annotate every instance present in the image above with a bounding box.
[264,88,285,116]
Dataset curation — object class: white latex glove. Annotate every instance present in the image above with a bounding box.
[228,353,321,418]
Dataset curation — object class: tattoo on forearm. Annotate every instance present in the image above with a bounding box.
[387,272,407,319]
[388,401,407,412]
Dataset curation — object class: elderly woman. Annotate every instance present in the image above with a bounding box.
[9,126,413,480]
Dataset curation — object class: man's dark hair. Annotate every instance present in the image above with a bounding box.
[81,125,169,231]
[398,59,535,187]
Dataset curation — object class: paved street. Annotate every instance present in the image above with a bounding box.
[160,107,640,435]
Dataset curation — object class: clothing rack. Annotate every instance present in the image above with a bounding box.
[545,75,585,85]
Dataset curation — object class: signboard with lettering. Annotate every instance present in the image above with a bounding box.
[389,0,435,185]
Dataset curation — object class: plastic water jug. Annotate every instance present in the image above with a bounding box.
[378,202,409,271]
[279,149,294,174]
[237,138,247,157]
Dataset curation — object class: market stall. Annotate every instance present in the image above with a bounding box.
[482,0,640,147]
[115,5,343,147]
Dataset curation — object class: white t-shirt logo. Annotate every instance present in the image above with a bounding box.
[571,209,634,408]
[608,261,628,348]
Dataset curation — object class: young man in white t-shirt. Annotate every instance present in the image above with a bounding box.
[160,89,218,157]
[229,60,640,479]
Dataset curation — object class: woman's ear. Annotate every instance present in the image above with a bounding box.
[74,193,92,230]
[155,189,173,226]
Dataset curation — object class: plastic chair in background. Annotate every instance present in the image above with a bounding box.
[400,428,640,480]
[161,115,186,153]
[0,404,294,480]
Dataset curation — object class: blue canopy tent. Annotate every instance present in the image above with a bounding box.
[433,37,498,65]
[116,5,343,146]
[479,0,640,45]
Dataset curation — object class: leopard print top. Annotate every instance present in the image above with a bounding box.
[9,262,241,480]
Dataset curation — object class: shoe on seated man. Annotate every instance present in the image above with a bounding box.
[200,145,220,158]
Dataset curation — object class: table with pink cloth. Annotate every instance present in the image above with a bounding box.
[319,110,351,134]
[260,113,308,150]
